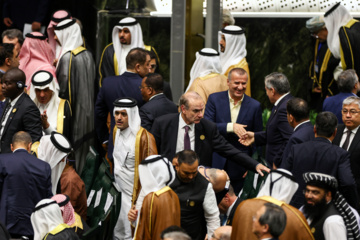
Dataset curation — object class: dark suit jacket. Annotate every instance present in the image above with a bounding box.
[94,72,144,158]
[255,94,293,167]
[226,197,242,226]
[333,124,360,201]
[204,92,262,180]
[0,149,52,236]
[139,94,178,131]
[282,137,358,209]
[0,93,42,153]
[151,113,258,172]
[323,92,355,124]
[279,121,314,168]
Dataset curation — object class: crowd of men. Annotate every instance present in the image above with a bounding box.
[1,2,360,240]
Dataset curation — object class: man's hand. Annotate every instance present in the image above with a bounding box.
[233,123,247,138]
[255,164,270,177]
[3,18,12,27]
[128,205,138,222]
[32,21,41,32]
[41,110,50,129]
[313,86,322,93]
[239,131,255,146]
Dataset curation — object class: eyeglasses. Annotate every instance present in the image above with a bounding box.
[342,109,360,115]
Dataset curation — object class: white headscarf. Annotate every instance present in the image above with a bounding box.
[113,99,141,136]
[29,70,60,131]
[54,19,83,67]
[31,199,64,240]
[324,3,353,59]
[186,48,222,92]
[112,17,145,75]
[218,25,247,74]
[37,133,72,195]
[257,169,298,204]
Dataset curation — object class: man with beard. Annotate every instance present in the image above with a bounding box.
[301,172,360,240]
[170,150,219,240]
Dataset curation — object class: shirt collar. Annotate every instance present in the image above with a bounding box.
[294,120,310,131]
[344,125,360,134]
[274,92,290,106]
[228,91,244,106]
[10,92,24,107]
[179,113,195,131]
[149,93,163,101]
[226,198,238,216]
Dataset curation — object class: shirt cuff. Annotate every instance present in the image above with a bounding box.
[226,123,234,132]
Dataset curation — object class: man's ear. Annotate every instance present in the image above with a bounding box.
[134,63,140,73]
[325,191,332,202]
[10,143,14,152]
[5,57,11,67]
[262,223,270,234]
[27,142,32,152]
[173,158,179,169]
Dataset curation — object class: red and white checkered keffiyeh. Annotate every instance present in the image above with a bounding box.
[51,194,75,226]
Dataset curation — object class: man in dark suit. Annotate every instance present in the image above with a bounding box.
[218,185,241,226]
[0,131,52,239]
[139,73,178,131]
[240,72,293,168]
[151,91,269,176]
[333,96,360,202]
[279,98,314,167]
[323,69,359,124]
[252,202,287,240]
[282,112,358,209]
[95,48,150,158]
[205,68,262,193]
[0,68,42,153]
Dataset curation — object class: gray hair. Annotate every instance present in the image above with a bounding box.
[222,9,235,26]
[337,69,359,93]
[163,232,191,240]
[264,72,290,95]
[2,29,24,46]
[179,91,203,109]
[259,202,287,238]
[343,96,360,109]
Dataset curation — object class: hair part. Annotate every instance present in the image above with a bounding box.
[0,43,14,66]
[145,73,163,93]
[177,150,199,166]
[259,202,287,238]
[315,112,338,138]
[343,96,360,109]
[337,69,358,92]
[286,98,309,122]
[264,72,290,95]
[126,47,149,70]
[2,29,24,46]
[12,131,32,146]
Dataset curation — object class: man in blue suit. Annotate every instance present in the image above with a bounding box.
[279,98,314,167]
[205,68,262,193]
[240,72,293,168]
[323,69,359,124]
[139,73,178,131]
[95,48,150,159]
[282,112,358,209]
[0,131,52,239]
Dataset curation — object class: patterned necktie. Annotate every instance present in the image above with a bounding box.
[342,130,352,150]
[184,125,191,150]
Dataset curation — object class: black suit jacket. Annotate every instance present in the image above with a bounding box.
[283,137,358,209]
[139,94,178,131]
[333,124,360,200]
[226,197,242,226]
[0,94,42,153]
[151,113,258,171]
[255,94,293,167]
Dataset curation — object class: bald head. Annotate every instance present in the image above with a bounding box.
[11,131,32,152]
[198,167,229,193]
[213,226,232,240]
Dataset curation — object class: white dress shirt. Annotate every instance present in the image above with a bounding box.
[176,113,195,153]
[204,183,220,236]
[0,92,24,137]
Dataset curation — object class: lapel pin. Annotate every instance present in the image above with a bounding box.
[12,108,16,113]
[200,135,205,140]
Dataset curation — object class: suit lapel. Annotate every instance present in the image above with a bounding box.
[3,94,24,136]
[170,114,180,155]
[220,92,231,121]
[349,127,360,152]
[236,95,249,124]
[333,125,345,146]
[195,122,204,154]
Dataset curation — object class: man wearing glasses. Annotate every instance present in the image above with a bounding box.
[333,96,360,202]
[323,69,360,124]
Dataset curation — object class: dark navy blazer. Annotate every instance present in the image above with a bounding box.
[254,94,293,167]
[0,149,52,236]
[204,92,262,180]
